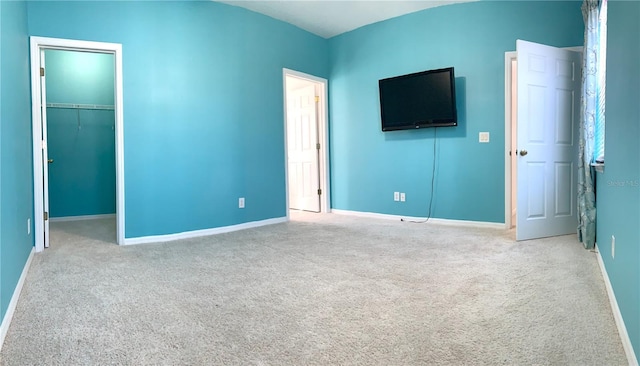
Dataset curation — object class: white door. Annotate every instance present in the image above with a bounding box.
[40,50,51,248]
[287,83,320,212]
[516,40,581,240]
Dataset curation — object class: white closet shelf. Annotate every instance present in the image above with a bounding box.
[46,103,115,110]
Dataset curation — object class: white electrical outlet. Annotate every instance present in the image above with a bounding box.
[400,193,406,202]
[611,235,615,258]
[394,192,400,201]
[479,132,490,143]
[239,197,245,208]
[27,218,31,235]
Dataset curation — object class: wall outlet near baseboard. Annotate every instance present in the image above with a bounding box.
[394,192,400,201]
[27,218,31,235]
[400,193,406,202]
[239,197,245,209]
[611,235,615,258]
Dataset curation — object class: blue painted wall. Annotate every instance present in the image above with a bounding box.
[27,1,329,238]
[595,0,640,360]
[45,50,116,218]
[45,50,114,105]
[2,0,638,358]
[0,0,34,321]
[328,1,583,221]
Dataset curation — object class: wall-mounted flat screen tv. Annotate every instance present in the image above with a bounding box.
[379,67,457,131]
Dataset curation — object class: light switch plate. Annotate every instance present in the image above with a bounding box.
[479,132,490,143]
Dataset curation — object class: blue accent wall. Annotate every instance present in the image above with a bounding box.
[45,50,116,218]
[0,0,34,320]
[595,0,640,359]
[26,1,329,237]
[328,1,583,221]
[45,50,114,105]
[0,0,637,358]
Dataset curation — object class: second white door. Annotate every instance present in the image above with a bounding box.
[516,40,581,240]
[286,82,320,212]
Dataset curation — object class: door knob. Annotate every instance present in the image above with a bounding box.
[47,159,54,163]
[519,150,528,156]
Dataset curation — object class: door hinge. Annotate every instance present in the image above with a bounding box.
[315,96,319,103]
[40,67,45,77]
[317,188,322,196]
[44,212,49,221]
[316,143,320,150]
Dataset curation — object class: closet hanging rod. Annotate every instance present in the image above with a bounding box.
[46,103,115,111]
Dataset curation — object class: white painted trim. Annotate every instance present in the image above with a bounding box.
[30,36,125,251]
[504,51,516,231]
[123,217,287,245]
[564,46,584,53]
[49,214,116,222]
[331,209,505,229]
[282,68,330,220]
[30,38,44,251]
[0,248,35,352]
[595,245,639,366]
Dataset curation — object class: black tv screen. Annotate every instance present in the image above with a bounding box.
[379,67,457,131]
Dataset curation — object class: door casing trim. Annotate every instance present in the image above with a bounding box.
[30,36,125,251]
[504,51,516,230]
[282,68,330,217]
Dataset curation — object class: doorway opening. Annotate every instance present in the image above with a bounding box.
[283,69,329,218]
[30,37,125,252]
[504,42,581,241]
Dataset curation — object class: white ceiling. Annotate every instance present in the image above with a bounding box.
[218,1,473,39]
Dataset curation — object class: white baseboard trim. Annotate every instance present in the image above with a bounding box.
[123,216,288,245]
[0,248,35,352]
[49,213,115,222]
[330,209,505,229]
[595,244,639,366]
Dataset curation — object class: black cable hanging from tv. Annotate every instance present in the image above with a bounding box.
[401,127,437,224]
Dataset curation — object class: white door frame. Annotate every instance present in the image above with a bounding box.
[504,51,517,230]
[282,68,330,217]
[30,36,125,251]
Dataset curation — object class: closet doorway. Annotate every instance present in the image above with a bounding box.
[30,37,125,251]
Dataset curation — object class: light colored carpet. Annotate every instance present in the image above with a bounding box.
[0,211,628,365]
